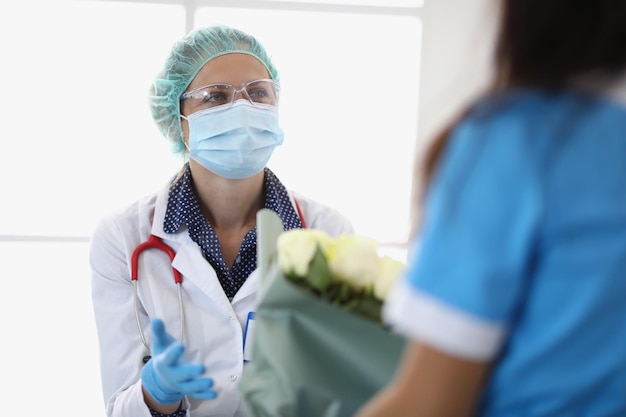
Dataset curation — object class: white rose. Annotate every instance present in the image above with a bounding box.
[327,235,380,289]
[373,256,405,300]
[277,229,334,277]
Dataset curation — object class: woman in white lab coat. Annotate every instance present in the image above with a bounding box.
[90,25,353,417]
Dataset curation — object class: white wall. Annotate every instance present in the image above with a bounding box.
[413,0,498,199]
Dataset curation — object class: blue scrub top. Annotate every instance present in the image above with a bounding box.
[385,88,626,416]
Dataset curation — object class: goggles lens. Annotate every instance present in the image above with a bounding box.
[181,79,280,112]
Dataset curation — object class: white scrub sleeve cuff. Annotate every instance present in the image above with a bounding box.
[382,280,506,361]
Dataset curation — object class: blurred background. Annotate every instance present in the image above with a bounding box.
[0,0,496,414]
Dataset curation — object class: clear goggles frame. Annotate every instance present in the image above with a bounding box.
[180,79,280,112]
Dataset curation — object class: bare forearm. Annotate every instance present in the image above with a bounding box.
[355,342,490,417]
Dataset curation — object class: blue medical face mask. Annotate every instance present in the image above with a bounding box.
[183,100,284,179]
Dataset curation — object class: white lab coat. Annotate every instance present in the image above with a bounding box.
[90,182,354,417]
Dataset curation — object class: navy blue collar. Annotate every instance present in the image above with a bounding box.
[163,164,303,234]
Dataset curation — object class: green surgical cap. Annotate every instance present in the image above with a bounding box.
[149,25,280,156]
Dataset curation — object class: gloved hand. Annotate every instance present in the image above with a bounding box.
[141,318,218,404]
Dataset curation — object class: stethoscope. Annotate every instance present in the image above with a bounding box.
[131,234,185,359]
[131,199,307,362]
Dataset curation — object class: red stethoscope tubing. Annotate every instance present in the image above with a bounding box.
[131,199,306,351]
[131,234,182,283]
[131,234,185,351]
[294,198,307,229]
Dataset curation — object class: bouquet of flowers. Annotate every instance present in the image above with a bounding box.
[239,210,407,417]
[276,228,405,325]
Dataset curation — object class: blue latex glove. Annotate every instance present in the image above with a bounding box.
[141,318,218,404]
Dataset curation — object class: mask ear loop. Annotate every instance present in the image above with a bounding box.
[179,114,191,154]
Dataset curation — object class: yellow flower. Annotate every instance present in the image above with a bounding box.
[277,229,334,278]
[327,235,380,290]
[276,228,406,324]
[373,256,405,300]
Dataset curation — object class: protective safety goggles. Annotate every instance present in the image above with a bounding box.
[180,79,280,112]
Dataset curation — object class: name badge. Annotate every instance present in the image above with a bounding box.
[243,312,255,363]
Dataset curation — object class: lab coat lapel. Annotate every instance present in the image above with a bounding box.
[150,184,233,314]
[171,240,233,313]
[233,268,260,303]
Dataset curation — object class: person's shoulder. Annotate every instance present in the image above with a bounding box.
[467,89,555,123]
[468,86,620,124]
[440,89,561,172]
[95,170,181,227]
[91,191,159,240]
[290,191,355,236]
[456,87,598,146]
[101,192,158,222]
[449,90,539,145]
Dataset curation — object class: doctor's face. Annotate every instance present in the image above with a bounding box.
[179,53,272,143]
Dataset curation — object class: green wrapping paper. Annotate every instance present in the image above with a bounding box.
[239,210,407,417]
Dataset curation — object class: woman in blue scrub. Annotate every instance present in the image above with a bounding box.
[356,0,626,416]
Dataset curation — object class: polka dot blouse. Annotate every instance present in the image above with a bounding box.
[149,404,186,417]
[163,163,303,299]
